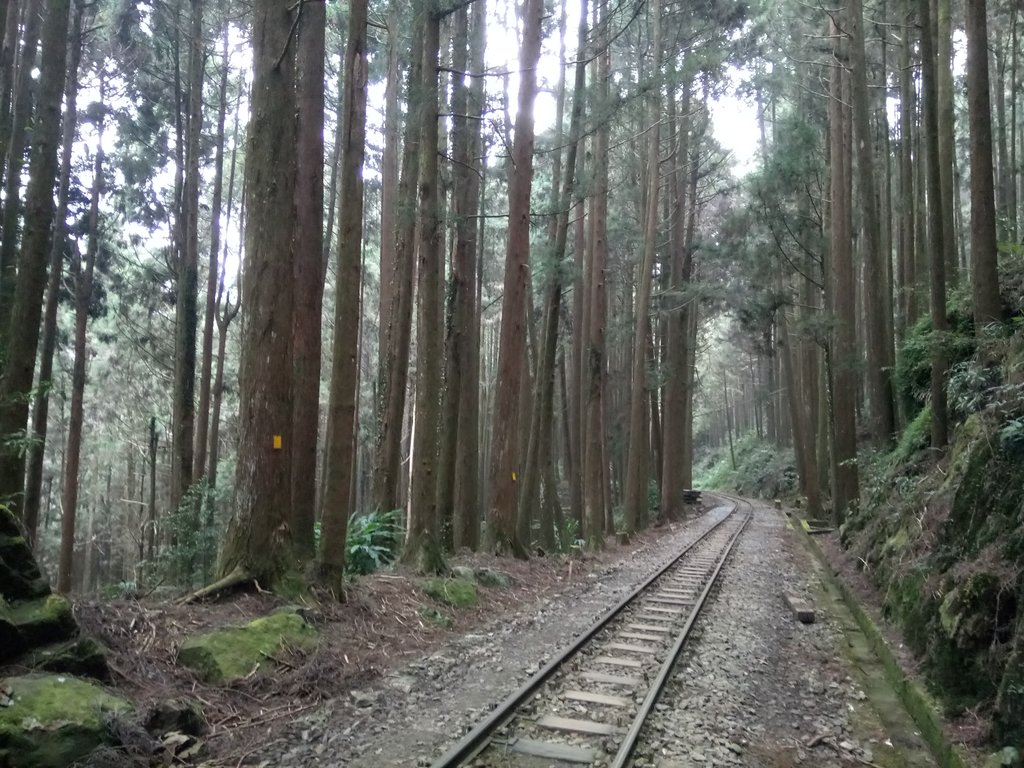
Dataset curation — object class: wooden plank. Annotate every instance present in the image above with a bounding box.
[619,631,664,642]
[511,737,596,763]
[643,604,684,614]
[627,623,671,633]
[580,670,642,687]
[606,642,658,655]
[634,613,676,623]
[592,655,644,668]
[648,596,693,606]
[784,593,816,624]
[563,689,632,707]
[658,588,695,596]
[536,715,619,736]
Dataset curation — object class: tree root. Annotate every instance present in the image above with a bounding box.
[176,565,253,605]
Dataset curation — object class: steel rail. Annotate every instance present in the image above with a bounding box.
[610,496,752,767]
[429,502,739,768]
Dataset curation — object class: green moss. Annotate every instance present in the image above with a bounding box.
[423,577,477,608]
[6,595,75,648]
[0,673,132,768]
[892,406,932,463]
[418,606,453,629]
[177,610,318,684]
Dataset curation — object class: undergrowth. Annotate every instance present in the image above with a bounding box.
[843,272,1024,748]
[693,432,797,500]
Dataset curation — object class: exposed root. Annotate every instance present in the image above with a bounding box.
[177,566,253,605]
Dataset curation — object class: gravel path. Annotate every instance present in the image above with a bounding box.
[635,500,933,768]
[253,500,934,768]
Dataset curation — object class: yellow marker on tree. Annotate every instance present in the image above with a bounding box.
[273,435,282,450]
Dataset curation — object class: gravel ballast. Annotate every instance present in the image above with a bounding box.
[254,500,936,767]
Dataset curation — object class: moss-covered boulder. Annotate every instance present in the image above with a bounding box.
[7,595,76,648]
[24,637,109,680]
[0,509,50,603]
[423,577,477,607]
[0,673,132,768]
[177,610,318,684]
[1,595,77,663]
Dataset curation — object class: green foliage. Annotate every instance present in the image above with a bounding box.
[999,417,1024,455]
[894,309,976,419]
[554,516,583,554]
[153,481,221,590]
[947,361,1000,419]
[891,405,932,464]
[344,509,402,576]
[693,432,797,499]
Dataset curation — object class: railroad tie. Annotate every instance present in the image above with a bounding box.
[606,642,659,655]
[626,623,671,633]
[536,714,621,736]
[509,737,596,763]
[619,631,664,642]
[562,689,632,707]
[580,670,642,686]
[592,655,644,668]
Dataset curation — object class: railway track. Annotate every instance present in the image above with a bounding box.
[431,495,753,768]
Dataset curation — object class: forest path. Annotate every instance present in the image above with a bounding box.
[253,502,935,767]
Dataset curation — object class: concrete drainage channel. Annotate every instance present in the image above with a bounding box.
[788,508,973,768]
[430,496,752,768]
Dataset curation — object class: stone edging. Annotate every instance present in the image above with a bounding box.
[789,511,971,768]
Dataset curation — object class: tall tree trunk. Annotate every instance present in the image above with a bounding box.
[829,18,860,520]
[520,0,587,551]
[290,0,326,559]
[440,0,486,551]
[58,95,104,594]
[848,0,895,444]
[661,78,692,519]
[319,0,367,591]
[485,0,543,558]
[404,6,445,571]
[898,2,916,335]
[0,4,40,342]
[377,1,401,364]
[920,0,950,447]
[623,0,661,534]
[218,0,298,584]
[23,4,82,546]
[0,0,71,519]
[584,34,610,547]
[780,309,821,515]
[937,0,958,288]
[172,0,203,517]
[965,0,1003,329]
[194,28,231,486]
[372,23,425,515]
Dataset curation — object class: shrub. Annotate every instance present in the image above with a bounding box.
[345,509,402,576]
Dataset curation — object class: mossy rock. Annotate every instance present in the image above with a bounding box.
[25,637,108,680]
[418,606,453,629]
[177,610,318,684]
[423,577,478,608]
[0,673,132,768]
[0,595,76,663]
[0,522,51,603]
[474,567,513,588]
